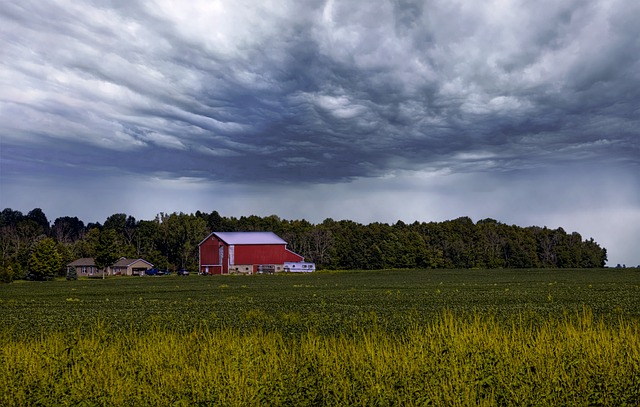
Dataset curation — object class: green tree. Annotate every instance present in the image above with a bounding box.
[0,208,24,227]
[103,213,136,258]
[52,216,85,243]
[72,228,100,259]
[476,218,507,268]
[155,213,208,271]
[28,237,62,280]
[95,229,120,274]
[0,262,18,283]
[581,238,607,267]
[66,263,78,280]
[305,226,333,267]
[26,208,49,235]
[503,226,539,268]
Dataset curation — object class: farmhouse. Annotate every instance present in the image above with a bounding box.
[198,231,305,274]
[110,258,154,276]
[67,258,99,277]
[66,257,154,277]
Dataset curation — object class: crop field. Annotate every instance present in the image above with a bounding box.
[1,268,640,405]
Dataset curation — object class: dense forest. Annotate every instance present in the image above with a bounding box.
[0,207,607,281]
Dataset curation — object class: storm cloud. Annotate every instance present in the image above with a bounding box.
[1,0,639,265]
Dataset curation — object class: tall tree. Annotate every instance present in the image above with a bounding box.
[95,229,120,273]
[26,208,49,235]
[0,208,24,227]
[157,213,208,271]
[52,216,85,243]
[28,237,62,279]
[103,213,136,258]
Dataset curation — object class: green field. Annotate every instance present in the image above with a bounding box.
[2,269,640,405]
[2,268,639,335]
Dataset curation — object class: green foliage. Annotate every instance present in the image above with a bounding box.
[95,229,120,271]
[27,237,62,279]
[1,268,639,404]
[0,208,611,279]
[156,212,208,270]
[26,208,49,234]
[0,262,20,283]
[51,216,85,243]
[65,264,78,280]
[69,227,99,259]
[1,268,638,335]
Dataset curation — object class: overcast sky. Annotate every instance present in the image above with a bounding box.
[1,0,638,266]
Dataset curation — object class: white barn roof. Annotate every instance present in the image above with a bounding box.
[212,232,287,245]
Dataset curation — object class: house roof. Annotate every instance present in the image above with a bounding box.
[111,258,154,267]
[67,258,95,267]
[205,231,287,246]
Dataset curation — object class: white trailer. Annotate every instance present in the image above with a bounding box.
[283,262,316,272]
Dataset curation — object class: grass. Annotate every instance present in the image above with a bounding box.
[1,268,640,405]
[2,268,639,336]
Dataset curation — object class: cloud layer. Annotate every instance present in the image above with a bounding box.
[3,0,638,182]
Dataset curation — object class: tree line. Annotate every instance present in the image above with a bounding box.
[0,207,607,281]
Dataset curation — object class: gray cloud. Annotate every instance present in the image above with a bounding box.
[3,0,638,183]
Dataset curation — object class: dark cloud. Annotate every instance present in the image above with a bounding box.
[3,0,638,182]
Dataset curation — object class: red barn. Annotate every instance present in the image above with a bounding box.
[198,232,304,274]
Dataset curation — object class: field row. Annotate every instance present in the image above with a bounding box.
[2,269,639,337]
[2,310,639,406]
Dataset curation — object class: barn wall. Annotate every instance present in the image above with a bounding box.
[200,235,221,266]
[234,244,303,265]
[202,265,223,275]
[284,249,305,262]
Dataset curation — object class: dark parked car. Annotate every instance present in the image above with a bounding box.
[177,268,190,276]
[145,268,159,276]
